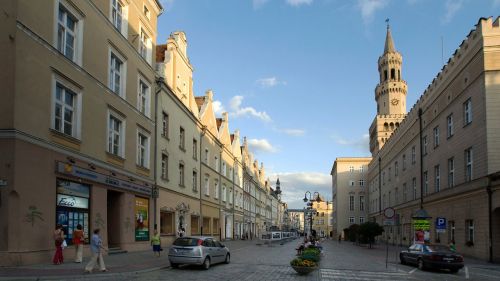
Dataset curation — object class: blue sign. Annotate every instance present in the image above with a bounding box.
[436,217,446,233]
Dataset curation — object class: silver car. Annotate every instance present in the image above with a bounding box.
[168,236,230,269]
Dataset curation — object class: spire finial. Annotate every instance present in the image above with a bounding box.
[384,19,396,54]
[386,18,390,29]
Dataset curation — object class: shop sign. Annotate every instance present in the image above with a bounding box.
[412,219,430,230]
[56,161,151,196]
[57,194,89,209]
[57,179,90,198]
[135,197,149,241]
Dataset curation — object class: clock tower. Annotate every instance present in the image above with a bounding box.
[369,23,407,156]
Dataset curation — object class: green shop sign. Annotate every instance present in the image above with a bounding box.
[413,219,430,230]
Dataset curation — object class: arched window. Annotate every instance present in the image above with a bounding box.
[391,68,395,80]
[384,70,388,81]
[384,123,389,131]
[398,70,401,81]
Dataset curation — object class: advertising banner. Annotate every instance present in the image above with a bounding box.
[135,197,149,241]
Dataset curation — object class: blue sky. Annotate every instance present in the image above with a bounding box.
[157,0,497,208]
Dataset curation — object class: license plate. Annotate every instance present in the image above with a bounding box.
[443,258,454,261]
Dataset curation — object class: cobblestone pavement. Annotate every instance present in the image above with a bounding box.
[3,238,500,281]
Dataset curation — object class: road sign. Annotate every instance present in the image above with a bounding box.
[413,219,430,230]
[436,217,446,233]
[384,207,395,219]
[383,218,395,226]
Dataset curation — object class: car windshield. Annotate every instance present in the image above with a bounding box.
[173,238,199,246]
[425,245,451,252]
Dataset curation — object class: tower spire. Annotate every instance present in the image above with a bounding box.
[384,19,396,54]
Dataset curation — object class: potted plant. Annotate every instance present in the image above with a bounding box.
[290,258,317,275]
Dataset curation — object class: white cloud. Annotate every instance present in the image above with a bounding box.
[281,129,306,136]
[286,0,313,7]
[253,0,270,9]
[228,95,272,122]
[332,133,370,153]
[442,0,463,24]
[357,0,389,24]
[256,77,287,88]
[212,100,225,116]
[247,138,278,154]
[269,172,331,209]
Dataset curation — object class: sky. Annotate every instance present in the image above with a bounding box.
[157,0,498,208]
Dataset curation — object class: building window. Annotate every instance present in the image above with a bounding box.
[162,112,169,138]
[139,28,151,62]
[359,166,364,173]
[137,78,150,116]
[388,168,391,182]
[179,127,185,150]
[423,171,428,195]
[109,51,125,97]
[447,114,454,138]
[192,139,198,160]
[423,136,428,155]
[349,216,355,224]
[136,132,149,168]
[161,153,168,180]
[382,172,385,185]
[107,113,124,157]
[349,166,354,173]
[349,195,354,211]
[395,187,399,204]
[403,183,407,202]
[448,157,455,188]
[204,148,209,163]
[222,185,227,202]
[179,163,185,186]
[160,211,174,235]
[433,126,440,148]
[349,180,355,187]
[402,154,406,171]
[464,98,472,125]
[394,161,399,176]
[53,81,80,138]
[214,156,219,172]
[359,196,365,211]
[412,177,417,200]
[359,216,365,224]
[434,165,440,192]
[143,5,150,19]
[57,4,78,61]
[359,180,365,187]
[229,189,233,204]
[192,170,197,192]
[204,175,210,196]
[222,162,227,177]
[214,180,219,199]
[466,219,474,243]
[411,146,416,164]
[465,147,473,182]
[448,221,455,243]
[111,0,127,35]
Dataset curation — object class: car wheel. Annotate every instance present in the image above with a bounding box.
[417,259,426,270]
[202,257,210,270]
[170,263,179,268]
[400,255,406,265]
[224,254,230,264]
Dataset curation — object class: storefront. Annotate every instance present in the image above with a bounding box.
[55,179,90,245]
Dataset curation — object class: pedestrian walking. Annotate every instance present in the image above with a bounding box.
[72,224,84,263]
[84,229,107,273]
[449,240,456,252]
[338,234,341,244]
[151,229,162,257]
[52,224,65,265]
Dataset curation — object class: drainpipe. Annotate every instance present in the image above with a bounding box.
[418,108,424,209]
[378,157,382,218]
[199,127,205,236]
[487,176,493,263]
[153,77,164,230]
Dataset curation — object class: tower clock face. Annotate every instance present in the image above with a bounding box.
[391,99,399,106]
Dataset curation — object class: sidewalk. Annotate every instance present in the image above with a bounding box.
[0,239,258,280]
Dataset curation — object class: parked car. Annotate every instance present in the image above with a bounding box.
[168,236,230,269]
[400,243,464,273]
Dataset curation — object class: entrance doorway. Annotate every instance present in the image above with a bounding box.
[107,190,122,247]
[493,208,500,262]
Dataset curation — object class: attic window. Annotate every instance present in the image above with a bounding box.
[144,5,150,19]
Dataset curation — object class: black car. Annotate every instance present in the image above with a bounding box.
[400,244,464,273]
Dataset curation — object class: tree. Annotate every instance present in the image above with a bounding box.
[358,222,384,248]
[347,224,359,242]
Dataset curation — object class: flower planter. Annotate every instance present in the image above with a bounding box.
[291,265,317,275]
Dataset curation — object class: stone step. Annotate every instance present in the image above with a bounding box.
[108,247,128,255]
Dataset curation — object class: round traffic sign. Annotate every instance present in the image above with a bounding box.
[384,207,395,219]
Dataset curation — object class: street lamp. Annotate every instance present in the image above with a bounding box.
[303,191,321,237]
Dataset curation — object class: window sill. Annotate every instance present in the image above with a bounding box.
[50,129,81,150]
[106,152,125,166]
[463,122,472,128]
[179,146,186,152]
[161,134,170,141]
[161,177,169,182]
[179,184,185,188]
[136,165,150,175]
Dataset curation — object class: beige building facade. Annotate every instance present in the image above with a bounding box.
[0,0,163,265]
[366,18,500,262]
[331,158,371,239]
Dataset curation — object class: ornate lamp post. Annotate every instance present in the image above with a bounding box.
[303,191,321,237]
